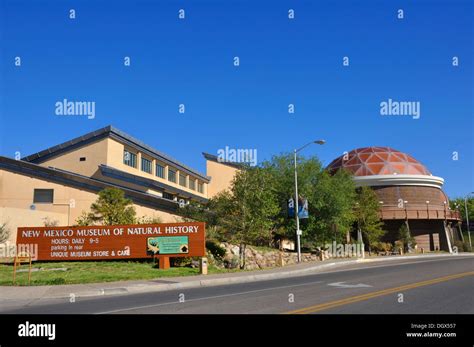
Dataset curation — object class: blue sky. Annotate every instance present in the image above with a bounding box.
[1,0,472,197]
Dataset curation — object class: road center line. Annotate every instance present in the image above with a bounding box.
[285,271,474,314]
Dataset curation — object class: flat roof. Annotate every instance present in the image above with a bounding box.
[22,125,210,182]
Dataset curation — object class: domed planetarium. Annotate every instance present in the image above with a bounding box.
[327,147,462,252]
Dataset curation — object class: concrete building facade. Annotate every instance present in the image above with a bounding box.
[0,126,234,243]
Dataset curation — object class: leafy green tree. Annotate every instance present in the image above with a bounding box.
[76,188,136,226]
[450,196,474,224]
[309,170,356,246]
[354,186,385,253]
[262,153,322,242]
[398,223,416,253]
[180,194,230,242]
[262,154,356,248]
[216,167,280,268]
[75,211,94,226]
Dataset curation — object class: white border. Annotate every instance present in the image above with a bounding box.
[353,174,444,188]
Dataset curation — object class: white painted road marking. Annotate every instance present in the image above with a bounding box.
[328,282,372,288]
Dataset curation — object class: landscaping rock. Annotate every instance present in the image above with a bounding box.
[214,242,325,270]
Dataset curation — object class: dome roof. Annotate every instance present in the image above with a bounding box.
[327,147,431,177]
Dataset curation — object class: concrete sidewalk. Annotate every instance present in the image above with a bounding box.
[0,253,471,302]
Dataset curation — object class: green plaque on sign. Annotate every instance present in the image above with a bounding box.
[147,236,189,255]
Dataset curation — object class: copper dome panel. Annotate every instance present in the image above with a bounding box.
[327,147,431,177]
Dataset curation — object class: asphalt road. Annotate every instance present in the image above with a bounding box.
[2,256,473,314]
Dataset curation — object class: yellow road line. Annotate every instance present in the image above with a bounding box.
[286,271,474,314]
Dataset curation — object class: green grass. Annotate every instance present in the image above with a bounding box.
[251,245,278,253]
[0,260,234,286]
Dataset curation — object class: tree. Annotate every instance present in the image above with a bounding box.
[354,186,385,253]
[215,167,280,268]
[262,154,357,248]
[450,196,474,224]
[262,153,322,242]
[75,211,94,226]
[309,170,356,246]
[398,223,416,253]
[180,195,229,242]
[76,188,136,226]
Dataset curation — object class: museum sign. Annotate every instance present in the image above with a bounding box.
[16,222,205,261]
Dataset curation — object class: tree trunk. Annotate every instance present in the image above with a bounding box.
[239,242,246,269]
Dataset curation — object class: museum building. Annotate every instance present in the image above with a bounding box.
[327,147,462,252]
[0,126,236,243]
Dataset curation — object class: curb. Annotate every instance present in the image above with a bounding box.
[45,253,473,300]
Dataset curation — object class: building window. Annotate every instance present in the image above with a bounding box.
[163,192,174,200]
[189,179,196,190]
[198,182,204,193]
[168,169,176,183]
[179,173,186,187]
[156,164,165,178]
[123,150,137,168]
[141,157,152,174]
[79,157,86,161]
[33,189,54,204]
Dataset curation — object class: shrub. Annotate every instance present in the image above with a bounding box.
[393,241,404,253]
[206,240,226,261]
[0,223,10,243]
[137,216,163,224]
[43,217,59,227]
[453,240,472,252]
[372,242,392,253]
[170,257,193,267]
[224,256,240,269]
[398,224,416,252]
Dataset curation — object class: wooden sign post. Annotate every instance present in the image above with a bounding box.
[13,252,32,285]
[158,256,170,270]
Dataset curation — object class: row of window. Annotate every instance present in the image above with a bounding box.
[123,149,204,193]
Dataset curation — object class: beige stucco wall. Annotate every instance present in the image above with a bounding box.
[206,160,240,198]
[38,137,109,177]
[107,139,208,198]
[38,137,208,199]
[0,169,180,244]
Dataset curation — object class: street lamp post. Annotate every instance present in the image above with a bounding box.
[465,192,474,249]
[294,139,325,263]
